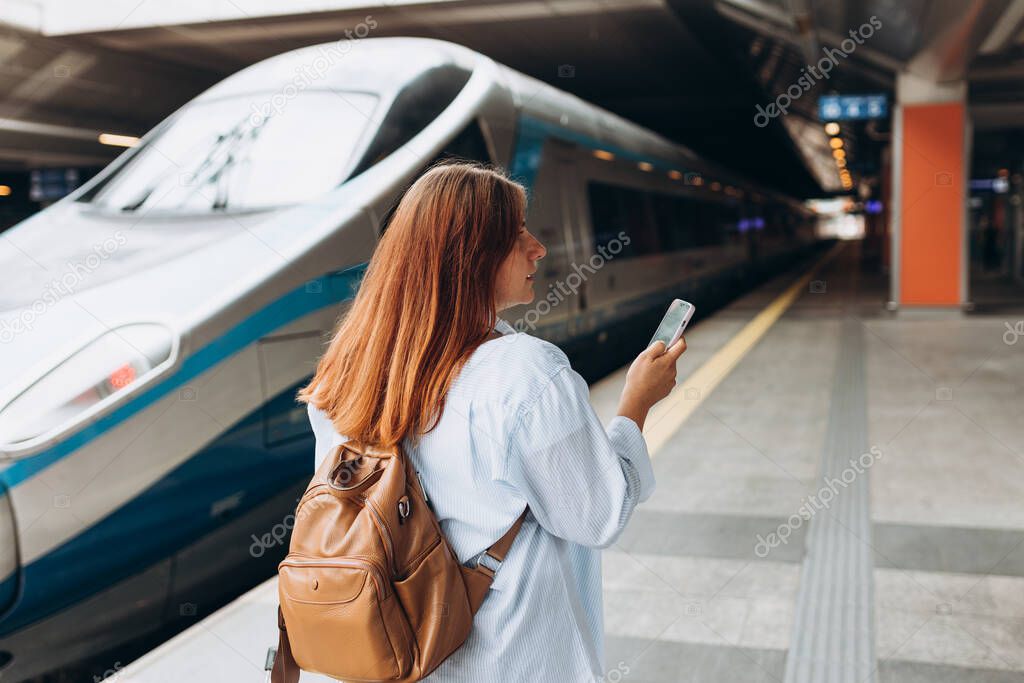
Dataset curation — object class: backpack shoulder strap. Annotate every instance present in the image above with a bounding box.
[271,605,300,683]
[462,507,529,613]
[483,508,528,567]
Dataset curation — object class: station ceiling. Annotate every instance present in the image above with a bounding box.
[0,0,1022,198]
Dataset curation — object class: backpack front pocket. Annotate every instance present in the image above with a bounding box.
[393,539,473,676]
[279,556,414,681]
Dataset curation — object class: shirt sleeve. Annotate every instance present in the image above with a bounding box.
[496,364,656,549]
[308,400,348,471]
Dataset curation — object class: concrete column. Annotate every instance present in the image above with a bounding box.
[889,73,970,308]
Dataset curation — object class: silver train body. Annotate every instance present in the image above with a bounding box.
[0,37,816,680]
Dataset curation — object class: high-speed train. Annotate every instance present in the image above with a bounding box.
[0,37,817,680]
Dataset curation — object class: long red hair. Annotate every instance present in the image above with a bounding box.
[297,162,526,447]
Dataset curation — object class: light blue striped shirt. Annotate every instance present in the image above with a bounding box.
[308,317,655,682]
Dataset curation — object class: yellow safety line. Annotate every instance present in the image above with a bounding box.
[644,243,843,456]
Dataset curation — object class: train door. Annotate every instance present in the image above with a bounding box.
[552,142,591,340]
[572,153,682,339]
[505,139,582,344]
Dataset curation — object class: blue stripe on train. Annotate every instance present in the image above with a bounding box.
[510,113,699,189]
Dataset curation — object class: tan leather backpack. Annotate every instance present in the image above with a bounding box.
[271,439,527,683]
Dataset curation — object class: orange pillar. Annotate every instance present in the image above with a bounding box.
[891,77,968,308]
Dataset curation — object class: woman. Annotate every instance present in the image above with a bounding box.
[297,162,685,681]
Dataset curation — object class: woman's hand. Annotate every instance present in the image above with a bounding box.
[616,337,688,431]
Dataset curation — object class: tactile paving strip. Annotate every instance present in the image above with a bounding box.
[783,316,877,683]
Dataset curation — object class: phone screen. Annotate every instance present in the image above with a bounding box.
[649,300,693,348]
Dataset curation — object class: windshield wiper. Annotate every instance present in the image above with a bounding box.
[118,113,267,213]
[182,114,266,211]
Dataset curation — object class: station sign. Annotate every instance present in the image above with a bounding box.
[818,94,887,121]
[970,177,1009,194]
[29,168,81,201]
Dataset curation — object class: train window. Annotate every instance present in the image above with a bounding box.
[693,202,725,247]
[622,189,660,255]
[652,193,693,251]
[432,120,491,164]
[375,120,492,234]
[718,204,739,244]
[596,184,746,254]
[676,197,702,247]
[586,182,660,258]
[588,185,620,252]
[348,64,473,178]
[78,91,379,214]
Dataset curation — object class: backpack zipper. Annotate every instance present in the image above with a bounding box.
[279,556,388,598]
[363,497,398,578]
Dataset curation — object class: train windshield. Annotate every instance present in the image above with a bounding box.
[81,90,378,214]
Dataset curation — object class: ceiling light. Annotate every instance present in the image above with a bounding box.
[98,133,140,147]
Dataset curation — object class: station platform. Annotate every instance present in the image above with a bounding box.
[119,242,1024,682]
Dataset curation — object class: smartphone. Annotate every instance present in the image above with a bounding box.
[648,299,695,350]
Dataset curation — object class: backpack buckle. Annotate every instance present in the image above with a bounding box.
[475,550,502,576]
[397,496,411,524]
